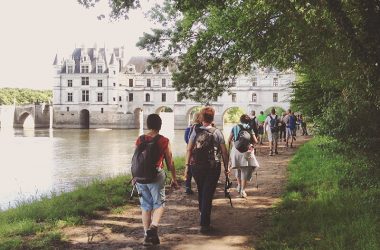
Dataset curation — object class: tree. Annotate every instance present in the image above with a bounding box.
[79,0,380,149]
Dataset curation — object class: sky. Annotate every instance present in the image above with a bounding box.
[0,0,158,90]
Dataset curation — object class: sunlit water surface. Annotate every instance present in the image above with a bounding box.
[0,128,189,210]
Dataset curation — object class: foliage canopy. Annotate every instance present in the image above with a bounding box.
[79,0,380,150]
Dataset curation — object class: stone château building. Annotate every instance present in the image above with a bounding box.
[52,46,295,129]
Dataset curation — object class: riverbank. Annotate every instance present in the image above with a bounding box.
[0,158,185,249]
[259,137,380,249]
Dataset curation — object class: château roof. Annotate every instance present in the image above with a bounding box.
[124,56,177,74]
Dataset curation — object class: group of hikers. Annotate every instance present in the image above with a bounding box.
[131,107,308,246]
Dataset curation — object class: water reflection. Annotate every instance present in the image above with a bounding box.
[0,128,187,209]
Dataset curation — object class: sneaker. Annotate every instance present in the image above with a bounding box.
[269,151,274,156]
[185,188,194,195]
[145,226,160,245]
[240,190,248,198]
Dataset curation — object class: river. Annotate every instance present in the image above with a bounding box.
[0,128,189,210]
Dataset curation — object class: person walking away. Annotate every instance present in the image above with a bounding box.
[264,108,280,156]
[300,114,308,135]
[185,106,229,234]
[249,110,259,138]
[279,112,287,142]
[132,114,179,246]
[183,112,202,194]
[257,111,266,144]
[285,109,296,148]
[228,114,259,198]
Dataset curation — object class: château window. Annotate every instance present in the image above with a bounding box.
[146,93,151,102]
[162,79,166,87]
[81,77,89,85]
[129,93,134,102]
[252,77,257,86]
[162,93,166,102]
[68,80,72,87]
[66,107,70,112]
[232,93,237,102]
[113,82,116,87]
[252,93,257,103]
[81,65,89,73]
[67,66,73,74]
[273,93,278,102]
[113,97,116,101]
[273,78,278,86]
[129,79,133,87]
[147,78,151,87]
[97,93,103,102]
[119,96,122,102]
[67,93,73,102]
[97,65,103,73]
[97,80,102,87]
[82,90,89,102]
[101,108,104,113]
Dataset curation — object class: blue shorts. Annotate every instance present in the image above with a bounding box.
[136,171,166,211]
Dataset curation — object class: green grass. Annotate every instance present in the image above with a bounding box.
[259,137,380,250]
[0,156,185,249]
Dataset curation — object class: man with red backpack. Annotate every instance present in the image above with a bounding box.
[131,114,179,246]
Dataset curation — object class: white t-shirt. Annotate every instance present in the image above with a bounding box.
[265,114,278,133]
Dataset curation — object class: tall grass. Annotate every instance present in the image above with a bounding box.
[259,137,380,250]
[0,157,185,249]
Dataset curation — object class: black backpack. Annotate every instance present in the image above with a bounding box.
[235,124,253,153]
[192,127,217,167]
[269,115,279,133]
[131,134,162,184]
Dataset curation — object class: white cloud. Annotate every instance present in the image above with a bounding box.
[0,0,158,89]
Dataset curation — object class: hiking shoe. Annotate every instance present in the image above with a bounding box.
[185,188,194,195]
[240,190,248,198]
[143,234,153,246]
[144,226,160,246]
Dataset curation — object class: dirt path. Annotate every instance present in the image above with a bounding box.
[62,136,311,250]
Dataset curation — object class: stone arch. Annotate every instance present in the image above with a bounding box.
[18,111,34,128]
[221,106,247,130]
[79,109,90,129]
[134,108,143,129]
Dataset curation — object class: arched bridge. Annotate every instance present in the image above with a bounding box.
[13,104,51,128]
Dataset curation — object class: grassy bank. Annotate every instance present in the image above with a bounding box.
[0,157,185,250]
[259,137,380,250]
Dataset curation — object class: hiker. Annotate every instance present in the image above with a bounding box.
[132,114,179,246]
[185,106,229,234]
[183,112,202,195]
[285,109,296,148]
[257,111,266,144]
[300,114,308,136]
[228,114,259,198]
[264,108,280,156]
[279,112,287,142]
[249,110,259,138]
